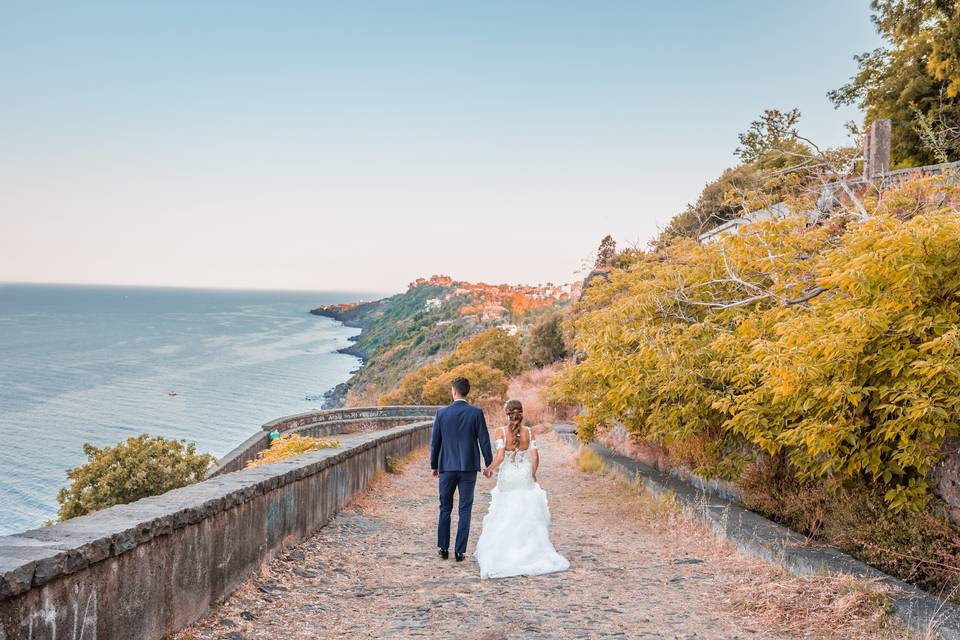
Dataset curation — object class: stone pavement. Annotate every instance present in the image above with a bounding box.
[180,431,909,640]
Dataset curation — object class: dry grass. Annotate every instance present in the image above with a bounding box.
[573,442,915,640]
[502,364,578,427]
[245,435,339,469]
[576,447,608,474]
[385,455,404,474]
[385,449,420,474]
[727,574,911,640]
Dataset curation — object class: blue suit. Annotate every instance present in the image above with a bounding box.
[431,400,493,555]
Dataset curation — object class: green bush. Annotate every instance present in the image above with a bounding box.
[57,434,215,521]
[522,311,568,368]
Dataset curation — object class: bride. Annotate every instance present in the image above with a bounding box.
[474,399,570,579]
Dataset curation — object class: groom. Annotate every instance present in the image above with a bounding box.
[430,376,493,561]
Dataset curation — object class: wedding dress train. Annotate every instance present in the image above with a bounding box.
[474,433,570,579]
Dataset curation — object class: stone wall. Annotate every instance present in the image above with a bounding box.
[0,421,432,640]
[210,405,439,477]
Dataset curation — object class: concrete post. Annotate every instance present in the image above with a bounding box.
[864,119,891,180]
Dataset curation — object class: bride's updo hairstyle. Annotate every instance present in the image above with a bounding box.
[504,399,523,449]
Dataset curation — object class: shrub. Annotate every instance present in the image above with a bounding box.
[245,434,339,469]
[57,435,215,521]
[378,362,444,405]
[552,174,960,513]
[522,311,568,368]
[420,362,508,405]
[385,455,404,474]
[447,328,523,376]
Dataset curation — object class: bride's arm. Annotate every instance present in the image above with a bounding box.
[528,428,539,481]
[487,447,505,472]
[484,429,506,477]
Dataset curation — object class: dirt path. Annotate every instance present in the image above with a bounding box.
[181,431,908,640]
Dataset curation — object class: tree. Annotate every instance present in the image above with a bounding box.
[594,235,617,269]
[829,0,960,166]
[57,435,215,521]
[735,108,803,163]
[522,311,568,367]
[420,362,509,405]
[447,328,522,376]
[655,109,862,248]
[378,362,444,405]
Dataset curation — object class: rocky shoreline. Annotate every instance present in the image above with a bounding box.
[311,304,376,408]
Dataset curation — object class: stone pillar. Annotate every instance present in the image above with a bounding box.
[863,119,891,180]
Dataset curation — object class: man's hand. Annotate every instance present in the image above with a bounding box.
[432,469,439,478]
[483,468,493,479]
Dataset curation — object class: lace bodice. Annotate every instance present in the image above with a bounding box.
[494,428,537,491]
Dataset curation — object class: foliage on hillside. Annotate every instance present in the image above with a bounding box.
[314,276,572,405]
[57,435,215,521]
[554,173,960,513]
[379,328,519,405]
[830,0,960,166]
[245,434,339,468]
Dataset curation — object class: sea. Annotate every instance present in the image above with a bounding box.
[0,283,374,535]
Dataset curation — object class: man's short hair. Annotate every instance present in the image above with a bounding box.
[451,376,470,397]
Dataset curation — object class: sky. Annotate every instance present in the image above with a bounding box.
[0,1,882,294]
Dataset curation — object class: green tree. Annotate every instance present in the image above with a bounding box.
[522,311,568,367]
[735,108,803,163]
[829,0,960,166]
[594,235,617,269]
[57,435,215,521]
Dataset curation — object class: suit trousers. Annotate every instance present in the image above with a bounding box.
[437,470,477,555]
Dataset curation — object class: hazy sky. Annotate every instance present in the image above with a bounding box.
[1,1,881,293]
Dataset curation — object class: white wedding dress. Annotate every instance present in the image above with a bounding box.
[474,430,570,579]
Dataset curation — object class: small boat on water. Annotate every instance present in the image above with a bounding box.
[167,390,178,397]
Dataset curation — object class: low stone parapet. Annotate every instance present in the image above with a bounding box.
[0,420,432,640]
[210,405,440,477]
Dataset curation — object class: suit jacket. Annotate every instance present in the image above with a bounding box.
[430,400,494,472]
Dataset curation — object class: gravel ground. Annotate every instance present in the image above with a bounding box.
[179,431,910,640]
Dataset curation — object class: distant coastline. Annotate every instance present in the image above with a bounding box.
[311,302,380,408]
[309,275,576,408]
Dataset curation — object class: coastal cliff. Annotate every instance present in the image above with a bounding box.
[311,275,576,406]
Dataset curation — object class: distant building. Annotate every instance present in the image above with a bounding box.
[497,323,519,336]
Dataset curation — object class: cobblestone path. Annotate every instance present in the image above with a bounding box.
[181,431,907,640]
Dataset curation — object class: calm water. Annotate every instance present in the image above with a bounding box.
[0,283,371,535]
